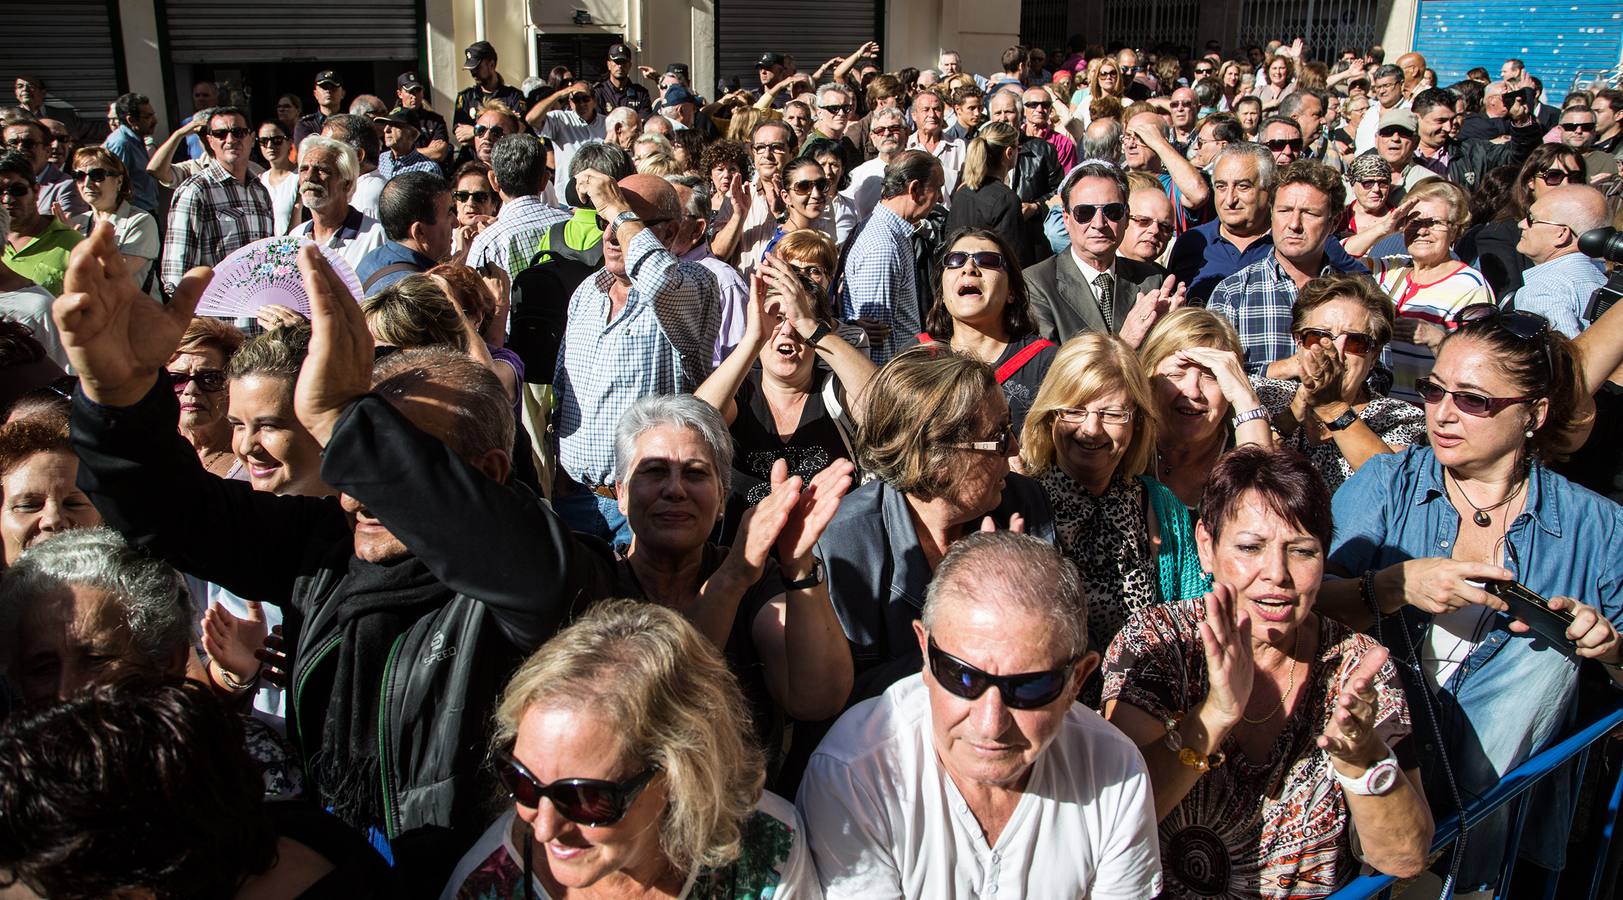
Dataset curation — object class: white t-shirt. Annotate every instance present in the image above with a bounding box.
[351,170,385,221]
[295,212,388,274]
[843,156,888,220]
[539,110,608,184]
[797,674,1163,900]
[0,284,65,368]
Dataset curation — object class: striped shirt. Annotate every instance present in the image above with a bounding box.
[160,159,275,295]
[1372,256,1493,404]
[466,195,569,279]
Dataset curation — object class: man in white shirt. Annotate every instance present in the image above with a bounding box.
[843,106,909,219]
[905,90,966,206]
[1355,65,1410,155]
[526,79,609,182]
[798,531,1163,900]
[291,135,386,272]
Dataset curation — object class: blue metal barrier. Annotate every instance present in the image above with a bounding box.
[1327,704,1623,900]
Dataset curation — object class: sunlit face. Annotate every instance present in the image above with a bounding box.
[1402,197,1459,265]
[1235,101,1261,133]
[1096,66,1122,95]
[1271,182,1334,263]
[1424,336,1547,471]
[1268,58,1290,86]
[1196,492,1324,646]
[782,161,828,221]
[1351,174,1391,213]
[1377,125,1417,167]
[298,145,352,213]
[1051,386,1136,486]
[1211,154,1268,232]
[1064,175,1127,261]
[227,374,329,497]
[13,583,176,704]
[257,124,290,168]
[166,349,229,433]
[914,95,945,135]
[1151,347,1230,446]
[206,112,251,170]
[750,125,792,180]
[511,705,669,890]
[941,236,1011,329]
[73,160,123,212]
[474,111,512,163]
[988,92,1019,127]
[1560,110,1598,150]
[1022,89,1051,128]
[1528,154,1581,202]
[956,96,986,129]
[2,450,101,564]
[782,104,811,139]
[1418,104,1459,149]
[1169,89,1198,128]
[816,91,852,137]
[1372,77,1404,108]
[1296,297,1380,398]
[1121,188,1175,262]
[618,424,724,555]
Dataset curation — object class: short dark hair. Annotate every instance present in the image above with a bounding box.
[878,149,942,200]
[1001,47,1025,73]
[1259,114,1303,138]
[377,170,450,241]
[1192,77,1223,108]
[1595,88,1623,110]
[1274,159,1345,211]
[570,141,633,180]
[698,139,751,183]
[322,112,379,164]
[206,106,249,129]
[112,92,149,123]
[951,84,985,106]
[0,150,33,182]
[1411,88,1457,118]
[1199,114,1245,143]
[1199,445,1333,551]
[490,133,550,196]
[750,119,793,145]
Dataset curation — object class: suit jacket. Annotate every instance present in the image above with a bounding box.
[1026,249,1169,343]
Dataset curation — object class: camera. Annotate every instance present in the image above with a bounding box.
[1580,227,1623,322]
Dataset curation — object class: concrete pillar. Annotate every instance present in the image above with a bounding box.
[117,0,168,123]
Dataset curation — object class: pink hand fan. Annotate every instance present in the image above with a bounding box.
[193,236,363,319]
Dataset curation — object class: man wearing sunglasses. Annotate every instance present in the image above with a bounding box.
[1,114,86,219]
[846,106,909,219]
[1558,105,1619,185]
[799,531,1163,898]
[1021,86,1076,171]
[1510,184,1610,337]
[525,79,607,183]
[1,151,80,298]
[158,107,273,297]
[804,84,863,172]
[1122,108,1211,233]
[455,41,530,146]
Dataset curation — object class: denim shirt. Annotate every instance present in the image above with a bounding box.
[1328,446,1623,887]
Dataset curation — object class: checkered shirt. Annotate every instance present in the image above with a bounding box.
[378,149,442,180]
[160,159,274,294]
[1207,251,1330,375]
[840,203,919,365]
[466,195,570,279]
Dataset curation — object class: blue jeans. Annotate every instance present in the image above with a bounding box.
[553,488,633,547]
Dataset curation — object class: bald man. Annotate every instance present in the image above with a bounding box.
[553,169,722,541]
[1512,184,1610,336]
[1395,52,1427,97]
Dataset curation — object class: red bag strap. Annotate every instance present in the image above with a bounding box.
[916,332,933,343]
[994,339,1055,384]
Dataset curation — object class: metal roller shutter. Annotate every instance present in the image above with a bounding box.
[1413,0,1623,102]
[164,0,419,63]
[717,0,883,86]
[5,0,122,121]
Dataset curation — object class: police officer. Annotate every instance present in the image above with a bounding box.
[454,41,527,145]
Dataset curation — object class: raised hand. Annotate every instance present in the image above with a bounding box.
[256,303,306,332]
[292,244,371,446]
[1179,346,1262,412]
[727,459,805,583]
[758,253,820,331]
[53,220,212,407]
[1297,339,1346,405]
[202,601,268,685]
[777,458,857,570]
[1119,275,1187,348]
[1318,645,1389,768]
[256,625,290,688]
[1198,583,1255,731]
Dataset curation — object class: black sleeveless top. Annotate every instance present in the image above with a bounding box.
[721,368,852,544]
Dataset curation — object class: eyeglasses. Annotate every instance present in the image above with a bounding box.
[789,177,831,196]
[787,262,828,282]
[872,125,906,136]
[1070,202,1126,224]
[1264,138,1304,153]
[1408,216,1455,233]
[1561,122,1596,133]
[208,127,251,141]
[0,183,31,200]
[473,124,507,140]
[819,103,852,115]
[926,639,1077,709]
[1194,68,1214,76]
[1522,212,1569,233]
[3,138,40,152]
[1535,168,1579,186]
[567,94,593,105]
[452,190,494,204]
[1127,214,1175,236]
[1355,179,1390,190]
[751,141,789,154]
[1098,71,1120,80]
[493,748,658,826]
[1295,327,1378,356]
[167,369,227,392]
[1055,406,1134,425]
[1377,126,1415,139]
[942,249,1006,270]
[1414,377,1537,416]
[71,168,114,184]
[256,136,288,148]
[950,421,1016,454]
[1023,100,1049,110]
[1169,100,1196,108]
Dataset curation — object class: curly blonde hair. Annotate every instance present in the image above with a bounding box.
[492,600,764,872]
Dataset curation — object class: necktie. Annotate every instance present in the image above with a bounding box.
[1093,272,1115,332]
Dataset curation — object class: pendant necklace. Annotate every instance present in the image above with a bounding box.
[1448,469,1526,527]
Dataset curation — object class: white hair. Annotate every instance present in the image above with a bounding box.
[817,83,852,105]
[298,134,359,184]
[607,106,640,129]
[614,395,734,497]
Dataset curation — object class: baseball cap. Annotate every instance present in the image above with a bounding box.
[666,63,690,80]
[758,52,786,69]
[608,43,632,62]
[464,41,496,70]
[376,107,423,130]
[661,85,699,108]
[397,71,424,91]
[315,70,342,88]
[1377,108,1418,133]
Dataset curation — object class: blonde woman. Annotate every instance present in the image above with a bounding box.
[439,600,818,899]
[1217,61,1249,111]
[943,122,1022,252]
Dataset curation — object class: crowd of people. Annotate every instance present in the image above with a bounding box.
[3,30,1623,900]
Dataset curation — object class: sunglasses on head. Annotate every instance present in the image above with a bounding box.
[942,249,1006,270]
[1456,301,1554,370]
[452,189,494,204]
[71,168,114,184]
[167,369,227,392]
[789,177,831,196]
[0,183,31,199]
[1070,202,1126,224]
[494,748,658,826]
[1265,138,1304,153]
[1535,168,1578,186]
[1295,327,1378,356]
[473,124,507,140]
[208,127,251,141]
[927,639,1077,709]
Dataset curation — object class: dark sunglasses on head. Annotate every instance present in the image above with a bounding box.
[0,183,31,199]
[257,136,288,147]
[452,189,494,204]
[473,124,507,140]
[1070,202,1126,224]
[927,639,1077,709]
[167,369,228,392]
[494,748,658,826]
[1295,327,1378,356]
[208,127,252,141]
[1455,302,1555,380]
[1265,138,1304,153]
[789,177,831,196]
[71,168,114,184]
[942,249,1006,270]
[1535,168,1579,186]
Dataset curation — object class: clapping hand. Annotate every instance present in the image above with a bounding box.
[1319,645,1389,770]
[727,458,856,583]
[292,244,371,446]
[978,512,1027,533]
[53,220,212,407]
[202,601,268,687]
[1198,583,1255,731]
[1294,336,1345,405]
[1119,275,1188,348]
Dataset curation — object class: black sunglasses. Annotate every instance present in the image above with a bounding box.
[0,183,30,199]
[927,639,1077,709]
[1455,302,1555,382]
[1070,202,1126,224]
[4,138,41,152]
[819,103,852,115]
[1414,377,1537,417]
[208,127,252,141]
[494,748,658,826]
[1535,169,1579,186]
[942,249,1006,270]
[1023,100,1049,109]
[1265,138,1304,153]
[72,168,114,184]
[473,124,507,140]
[1377,126,1415,138]
[167,369,228,392]
[1561,122,1596,133]
[257,136,288,147]
[1295,326,1378,356]
[452,189,494,204]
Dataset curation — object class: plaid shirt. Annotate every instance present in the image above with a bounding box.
[377,148,442,180]
[160,159,274,294]
[466,195,569,279]
[555,227,720,486]
[840,203,919,365]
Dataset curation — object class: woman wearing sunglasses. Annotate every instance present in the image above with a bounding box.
[1459,143,1587,296]
[1322,307,1622,893]
[919,227,1053,432]
[943,124,1023,255]
[1251,274,1424,492]
[450,160,500,258]
[763,156,836,254]
[167,317,244,478]
[442,600,817,899]
[1104,445,1434,898]
[66,147,159,291]
[805,139,858,248]
[1336,152,1405,261]
[255,120,300,236]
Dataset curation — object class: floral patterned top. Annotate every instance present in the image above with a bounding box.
[438,792,818,900]
[1102,599,1413,899]
[1250,376,1427,494]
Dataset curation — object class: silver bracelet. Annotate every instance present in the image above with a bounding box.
[1231,405,1269,429]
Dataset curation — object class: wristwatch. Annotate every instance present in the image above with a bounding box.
[610,210,641,235]
[1331,746,1401,796]
[782,556,825,591]
[1231,405,1269,429]
[1322,408,1360,432]
[805,320,834,347]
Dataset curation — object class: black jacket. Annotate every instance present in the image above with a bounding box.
[73,380,600,891]
[1434,119,1542,190]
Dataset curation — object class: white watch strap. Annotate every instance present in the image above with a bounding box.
[1331,746,1400,796]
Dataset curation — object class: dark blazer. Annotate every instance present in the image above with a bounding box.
[1025,249,1169,343]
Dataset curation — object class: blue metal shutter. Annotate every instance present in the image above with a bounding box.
[1413,0,1623,102]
